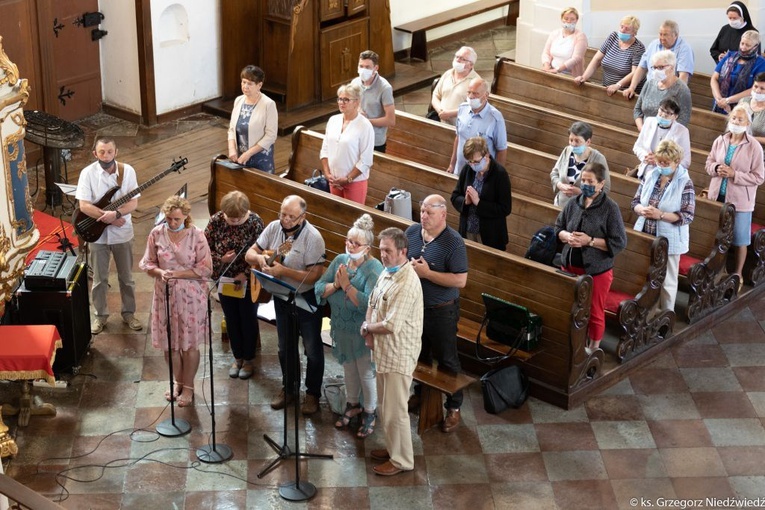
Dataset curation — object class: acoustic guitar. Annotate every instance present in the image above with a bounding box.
[250,240,293,303]
[72,158,188,243]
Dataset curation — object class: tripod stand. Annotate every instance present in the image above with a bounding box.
[252,270,332,501]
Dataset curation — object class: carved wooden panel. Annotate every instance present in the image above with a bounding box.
[347,0,366,16]
[320,0,343,22]
[319,17,368,100]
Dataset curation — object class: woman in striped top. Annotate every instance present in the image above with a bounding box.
[575,16,646,96]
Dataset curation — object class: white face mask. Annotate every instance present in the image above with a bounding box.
[650,68,667,83]
[562,22,576,31]
[346,247,367,260]
[468,97,483,110]
[752,89,765,102]
[728,122,748,134]
[730,19,746,30]
[452,59,466,73]
[358,67,374,82]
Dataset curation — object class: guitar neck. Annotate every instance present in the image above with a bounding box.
[103,160,185,211]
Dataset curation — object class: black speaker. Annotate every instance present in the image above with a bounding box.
[15,263,91,374]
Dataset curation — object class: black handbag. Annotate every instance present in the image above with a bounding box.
[480,365,529,414]
[304,169,329,192]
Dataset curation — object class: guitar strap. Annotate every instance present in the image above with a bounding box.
[116,162,124,191]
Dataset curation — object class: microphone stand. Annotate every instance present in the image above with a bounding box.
[156,278,191,437]
[55,215,77,257]
[195,239,254,464]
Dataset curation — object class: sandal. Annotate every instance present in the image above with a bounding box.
[335,402,362,429]
[177,386,195,408]
[356,411,376,439]
[164,380,181,402]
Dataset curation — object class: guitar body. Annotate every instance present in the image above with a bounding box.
[71,186,121,243]
[250,242,292,303]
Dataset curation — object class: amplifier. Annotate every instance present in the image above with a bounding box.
[25,251,78,291]
[15,262,91,374]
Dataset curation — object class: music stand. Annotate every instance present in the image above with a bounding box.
[251,269,332,501]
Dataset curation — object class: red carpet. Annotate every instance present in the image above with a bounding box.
[26,211,79,263]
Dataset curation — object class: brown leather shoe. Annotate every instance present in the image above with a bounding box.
[270,389,294,410]
[301,394,320,415]
[407,394,421,413]
[373,460,406,476]
[441,408,461,433]
[370,449,390,461]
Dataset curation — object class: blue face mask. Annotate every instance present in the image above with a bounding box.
[617,31,631,42]
[384,264,401,274]
[580,183,597,198]
[167,222,185,232]
[659,165,674,176]
[656,116,672,128]
[571,144,586,156]
[469,157,486,172]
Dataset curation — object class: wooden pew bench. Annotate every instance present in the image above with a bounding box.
[212,146,602,410]
[383,108,742,322]
[490,58,726,152]
[412,361,476,434]
[394,0,518,61]
[296,126,673,362]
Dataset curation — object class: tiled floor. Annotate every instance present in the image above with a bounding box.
[4,27,765,509]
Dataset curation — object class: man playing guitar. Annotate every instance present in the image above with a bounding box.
[75,137,142,335]
[245,195,326,415]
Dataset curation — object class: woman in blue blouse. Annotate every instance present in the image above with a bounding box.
[315,213,383,438]
[711,30,765,114]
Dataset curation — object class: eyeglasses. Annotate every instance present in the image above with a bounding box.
[454,55,472,64]
[651,64,671,71]
[337,97,355,103]
[469,156,486,164]
[419,201,446,211]
[346,239,368,248]
[657,108,677,118]
[279,212,304,222]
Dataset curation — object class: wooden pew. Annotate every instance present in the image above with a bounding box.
[394,0,518,61]
[382,110,741,322]
[581,47,715,110]
[490,58,726,152]
[209,156,600,410]
[412,361,476,434]
[291,127,674,362]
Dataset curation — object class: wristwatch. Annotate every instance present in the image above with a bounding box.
[115,210,122,219]
[347,174,354,184]
[588,237,595,247]
[361,322,369,335]
[660,212,666,220]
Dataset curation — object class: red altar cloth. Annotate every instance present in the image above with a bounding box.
[0,325,62,385]
[26,211,79,263]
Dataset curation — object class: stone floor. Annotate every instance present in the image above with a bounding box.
[4,26,765,510]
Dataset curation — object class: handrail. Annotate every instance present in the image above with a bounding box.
[0,474,65,509]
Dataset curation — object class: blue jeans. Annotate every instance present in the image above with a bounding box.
[274,291,324,397]
[219,285,259,361]
[415,300,463,409]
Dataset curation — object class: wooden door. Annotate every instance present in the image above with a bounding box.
[36,0,101,121]
[320,17,369,101]
[0,0,43,111]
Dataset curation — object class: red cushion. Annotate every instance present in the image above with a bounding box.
[751,223,764,236]
[679,254,701,277]
[605,290,633,314]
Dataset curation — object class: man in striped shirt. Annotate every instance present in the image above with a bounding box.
[405,194,469,433]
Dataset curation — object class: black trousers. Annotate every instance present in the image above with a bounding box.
[415,300,463,409]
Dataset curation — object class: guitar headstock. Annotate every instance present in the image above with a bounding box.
[171,157,189,173]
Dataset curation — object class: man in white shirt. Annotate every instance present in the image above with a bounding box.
[431,46,481,125]
[75,137,141,334]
